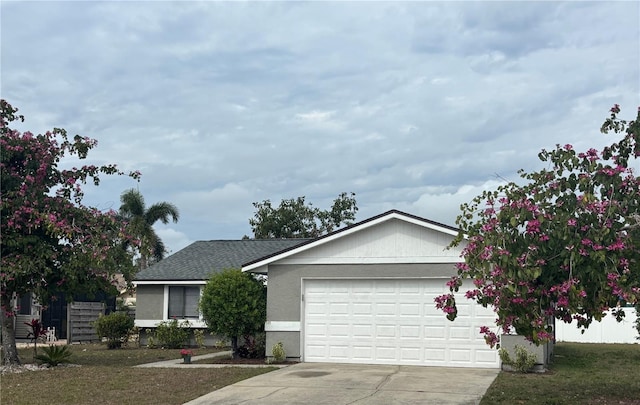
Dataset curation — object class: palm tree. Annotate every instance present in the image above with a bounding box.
[119,189,180,270]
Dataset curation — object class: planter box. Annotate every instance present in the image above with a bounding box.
[500,334,553,372]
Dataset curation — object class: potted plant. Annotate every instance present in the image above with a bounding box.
[180,348,193,364]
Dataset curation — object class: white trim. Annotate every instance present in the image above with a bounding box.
[276,257,461,265]
[163,286,170,319]
[243,211,459,273]
[163,285,204,322]
[134,280,206,286]
[264,321,300,332]
[135,319,208,328]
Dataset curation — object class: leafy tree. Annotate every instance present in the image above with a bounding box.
[200,269,266,358]
[0,100,139,365]
[249,192,358,238]
[119,188,179,269]
[437,105,640,347]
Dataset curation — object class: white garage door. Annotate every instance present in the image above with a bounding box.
[303,278,499,368]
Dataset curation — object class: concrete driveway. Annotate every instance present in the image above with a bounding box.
[184,362,499,405]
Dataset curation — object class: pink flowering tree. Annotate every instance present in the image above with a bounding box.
[437,105,640,347]
[1,100,140,365]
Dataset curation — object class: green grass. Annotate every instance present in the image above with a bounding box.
[481,343,640,404]
[1,344,277,405]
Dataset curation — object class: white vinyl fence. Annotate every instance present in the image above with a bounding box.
[555,308,638,344]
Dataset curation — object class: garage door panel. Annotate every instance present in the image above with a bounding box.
[375,325,396,338]
[476,349,498,363]
[449,326,473,340]
[329,345,349,359]
[374,284,396,294]
[353,303,372,314]
[400,347,421,361]
[328,323,350,337]
[352,324,374,337]
[450,349,472,362]
[400,303,421,316]
[375,303,396,316]
[329,302,349,315]
[352,346,373,360]
[306,302,327,315]
[400,325,420,338]
[424,325,445,338]
[303,279,499,368]
[306,323,327,336]
[375,346,397,360]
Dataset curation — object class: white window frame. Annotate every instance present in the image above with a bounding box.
[161,284,207,328]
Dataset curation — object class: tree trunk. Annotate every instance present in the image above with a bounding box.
[231,336,239,359]
[1,294,21,366]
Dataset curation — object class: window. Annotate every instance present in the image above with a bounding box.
[18,294,32,315]
[168,286,200,319]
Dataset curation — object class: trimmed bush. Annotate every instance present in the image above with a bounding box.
[93,311,134,349]
[154,318,191,349]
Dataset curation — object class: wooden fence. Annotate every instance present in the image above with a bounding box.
[68,301,105,343]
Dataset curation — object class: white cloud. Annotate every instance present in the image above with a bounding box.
[2,1,637,253]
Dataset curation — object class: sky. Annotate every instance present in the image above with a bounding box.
[2,1,639,256]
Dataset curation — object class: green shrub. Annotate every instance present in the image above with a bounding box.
[499,344,538,373]
[35,345,72,367]
[93,311,134,349]
[272,342,286,363]
[154,318,191,349]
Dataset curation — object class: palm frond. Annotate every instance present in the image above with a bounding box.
[119,189,145,218]
[145,202,179,225]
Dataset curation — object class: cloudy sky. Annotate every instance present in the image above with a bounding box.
[2,1,638,255]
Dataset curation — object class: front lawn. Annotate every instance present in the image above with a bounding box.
[481,343,640,404]
[1,344,277,405]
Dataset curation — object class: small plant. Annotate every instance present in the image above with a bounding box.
[35,345,72,367]
[129,326,140,347]
[24,318,48,358]
[154,318,191,349]
[272,342,286,363]
[193,329,206,348]
[93,311,135,349]
[145,328,157,348]
[214,339,229,349]
[499,344,538,373]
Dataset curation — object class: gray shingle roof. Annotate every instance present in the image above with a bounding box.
[134,239,310,281]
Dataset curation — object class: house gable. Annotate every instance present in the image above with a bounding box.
[243,210,464,273]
